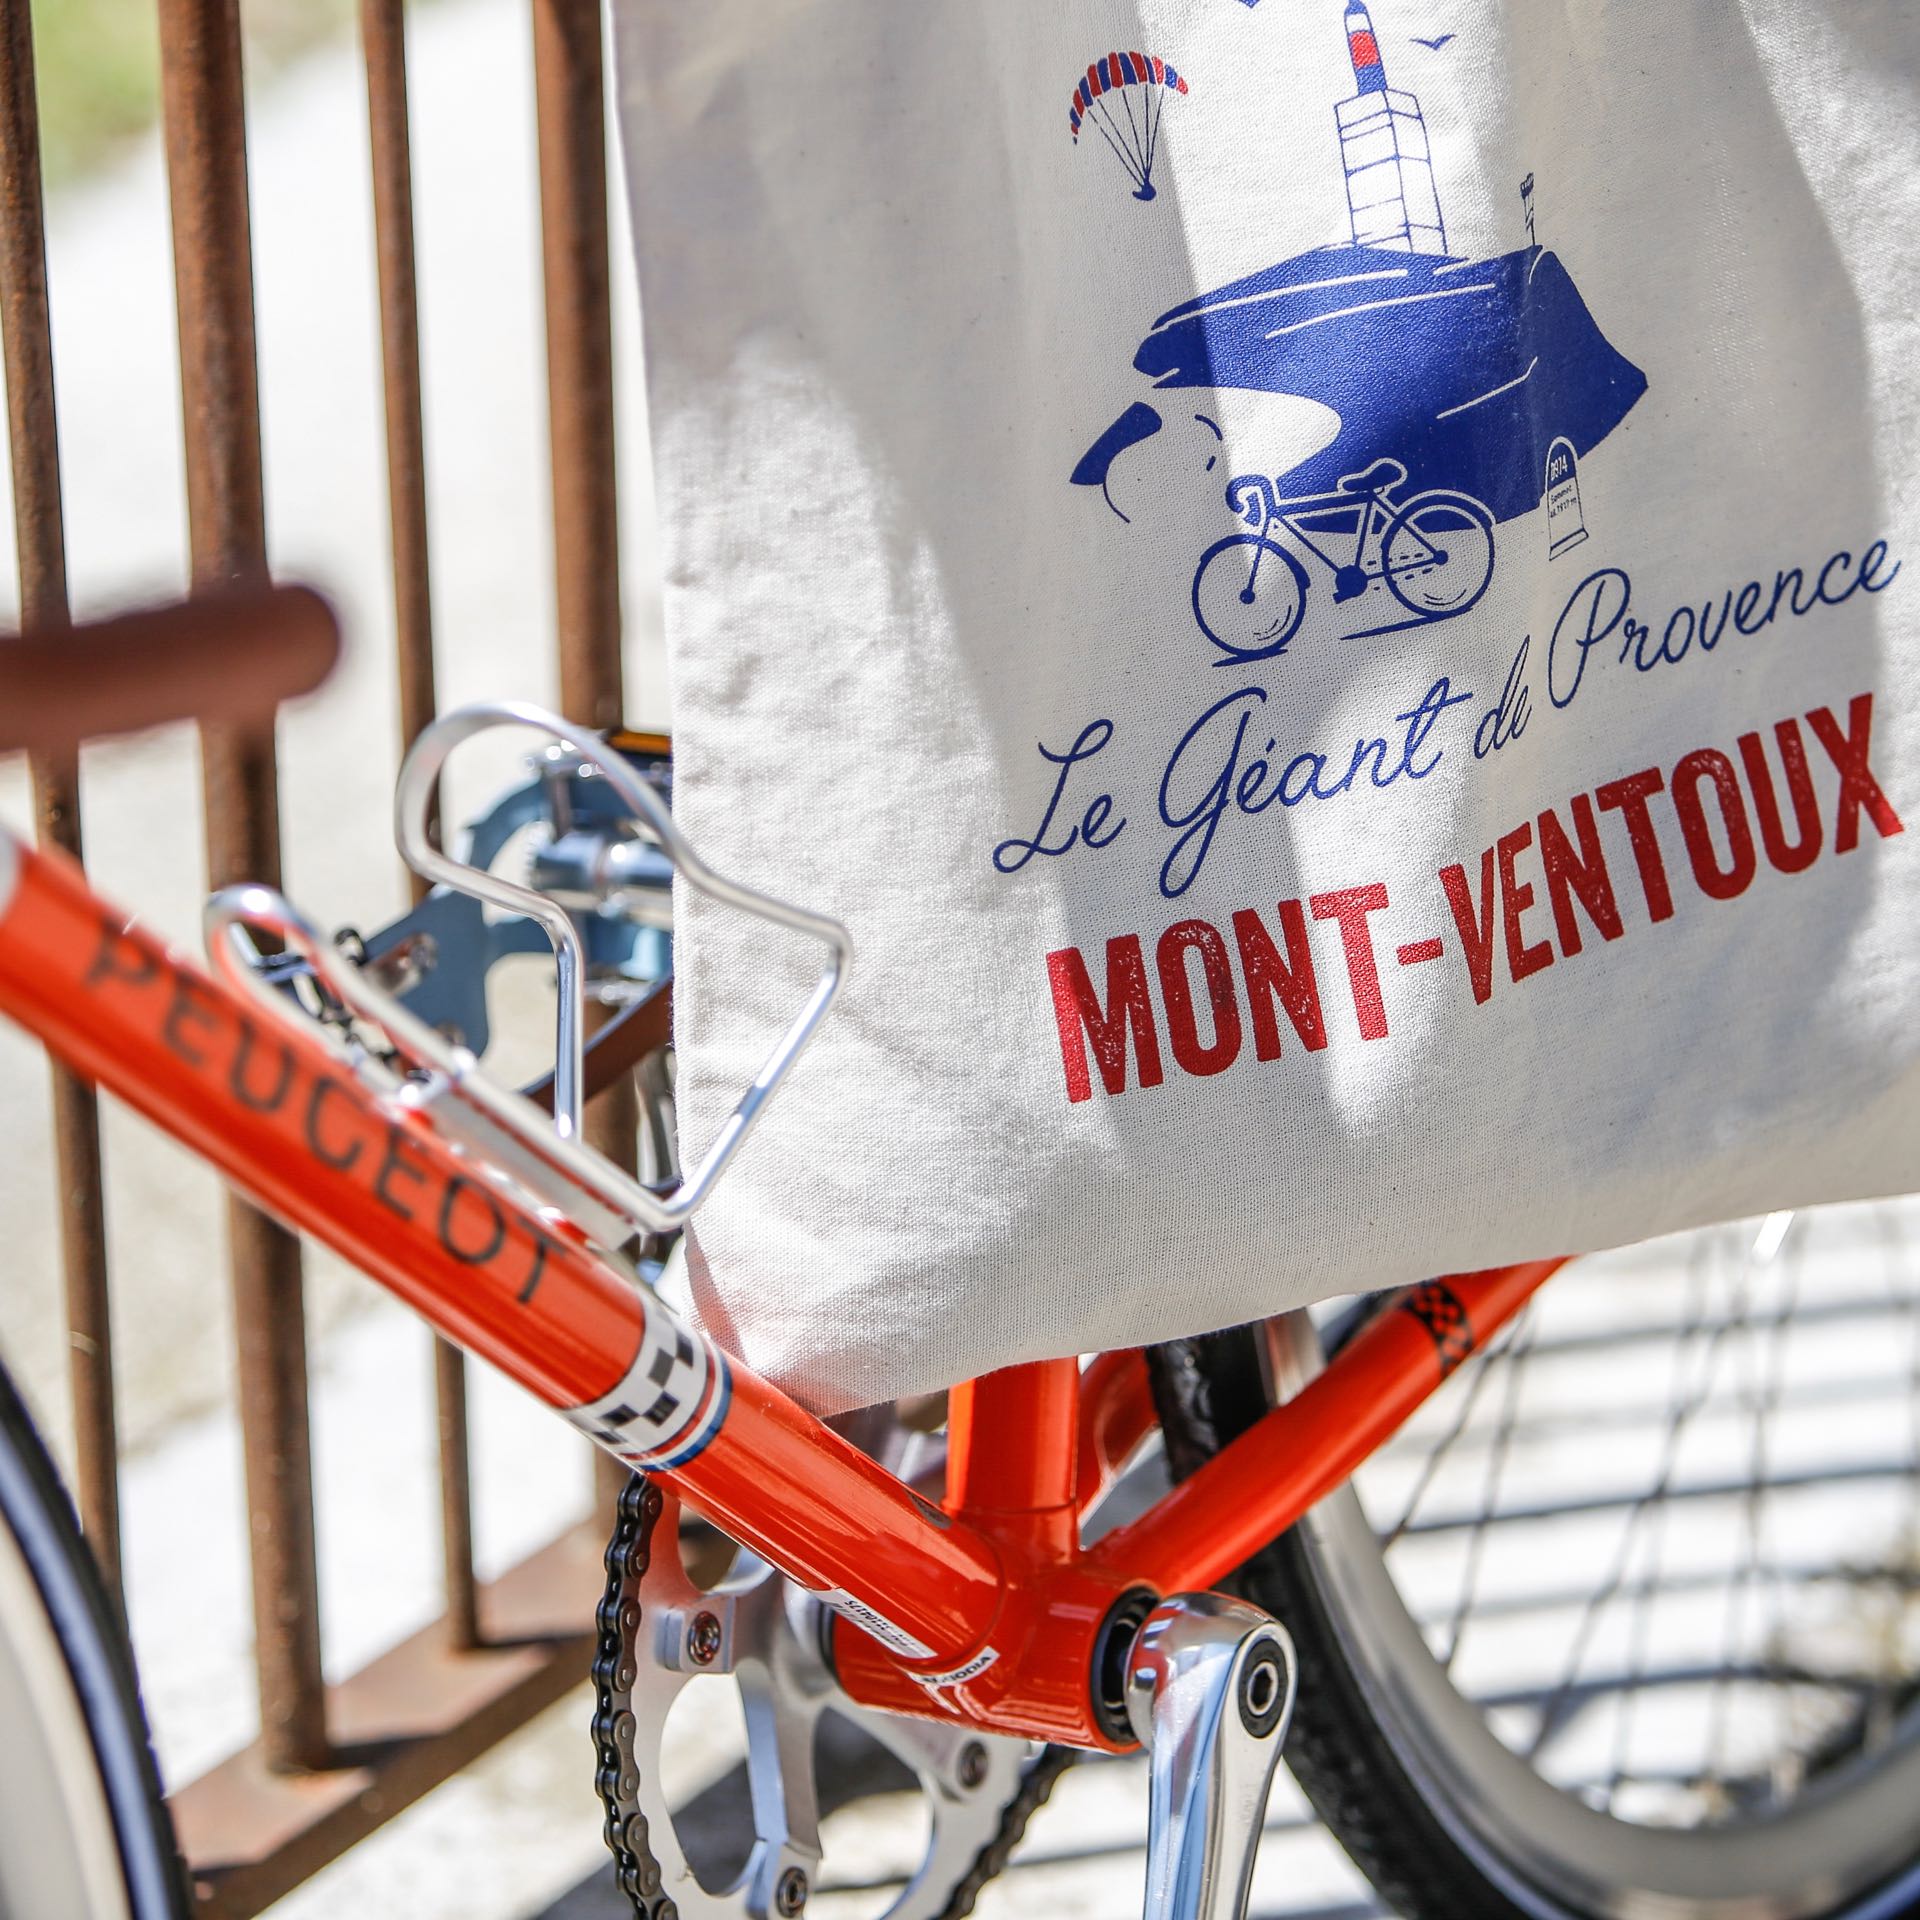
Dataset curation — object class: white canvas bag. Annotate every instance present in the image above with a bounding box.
[613,0,1920,1412]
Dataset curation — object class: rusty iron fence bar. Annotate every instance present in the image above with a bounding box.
[531,0,640,1514]
[0,0,124,1600]
[361,0,437,772]
[156,0,331,1776]
[532,0,623,735]
[430,1339,480,1650]
[359,0,483,1656]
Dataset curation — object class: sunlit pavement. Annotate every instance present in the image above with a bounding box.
[538,1755,1385,1920]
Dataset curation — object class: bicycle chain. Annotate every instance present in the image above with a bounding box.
[593,1473,671,1919]
[590,1470,1073,1920]
[923,1744,1075,1920]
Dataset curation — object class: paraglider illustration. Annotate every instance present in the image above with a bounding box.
[1069,53,1188,203]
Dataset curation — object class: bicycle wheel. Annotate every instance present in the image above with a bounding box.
[0,1359,188,1919]
[1151,1205,1920,1920]
[1380,489,1495,619]
[1191,533,1310,661]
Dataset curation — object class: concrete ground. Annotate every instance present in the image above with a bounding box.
[2,10,1917,1920]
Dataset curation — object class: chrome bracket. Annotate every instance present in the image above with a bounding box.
[203,701,850,1246]
[1126,1594,1295,1920]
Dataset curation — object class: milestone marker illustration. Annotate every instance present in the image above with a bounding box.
[1068,51,1188,203]
[1070,1,1647,665]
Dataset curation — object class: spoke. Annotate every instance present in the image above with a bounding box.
[1417,1556,1920,1631]
[1527,1237,1738,1764]
[1483,1659,1879,1720]
[1492,1285,1906,1362]
[1378,1310,1523,1550]
[1603,1242,1740,1812]
[1868,1202,1920,1759]
[1400,1457,1917,1534]
[1603,1449,1672,1811]
[1695,1221,1785,1805]
[1379,1368,1920,1455]
[1755,1217,1803,1807]
[1890,1205,1920,1478]
[1440,1304,1534,1673]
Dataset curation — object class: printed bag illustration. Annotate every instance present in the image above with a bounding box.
[613,0,1920,1412]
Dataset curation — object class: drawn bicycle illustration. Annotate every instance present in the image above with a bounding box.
[1191,457,1497,661]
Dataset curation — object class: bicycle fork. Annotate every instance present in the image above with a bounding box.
[1127,1594,1297,1920]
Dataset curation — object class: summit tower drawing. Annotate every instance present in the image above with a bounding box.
[1335,1,1446,254]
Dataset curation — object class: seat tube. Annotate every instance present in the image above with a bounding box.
[947,1360,1080,1557]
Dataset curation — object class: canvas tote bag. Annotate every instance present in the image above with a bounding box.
[613,0,1920,1413]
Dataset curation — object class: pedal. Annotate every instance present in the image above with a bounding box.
[1125,1594,1295,1920]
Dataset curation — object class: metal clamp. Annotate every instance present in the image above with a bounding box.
[204,702,850,1242]
[1126,1594,1295,1920]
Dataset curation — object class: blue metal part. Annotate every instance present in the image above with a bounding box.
[359,889,544,1055]
[356,750,673,1057]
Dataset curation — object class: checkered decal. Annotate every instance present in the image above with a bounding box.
[563,1302,727,1471]
[1400,1278,1475,1378]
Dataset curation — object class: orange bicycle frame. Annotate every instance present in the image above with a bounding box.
[0,828,1562,1751]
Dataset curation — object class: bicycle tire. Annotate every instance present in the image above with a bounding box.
[0,1359,189,1920]
[1148,1279,1920,1920]
[1379,488,1495,621]
[1190,533,1311,660]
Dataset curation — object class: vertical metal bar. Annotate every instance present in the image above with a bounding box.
[531,0,622,736]
[948,1361,1081,1516]
[427,1343,479,1646]
[0,0,123,1598]
[359,0,479,1653]
[530,0,637,1514]
[360,0,434,770]
[156,0,329,1772]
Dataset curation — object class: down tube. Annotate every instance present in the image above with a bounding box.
[1094,1262,1564,1595]
[0,833,1004,1665]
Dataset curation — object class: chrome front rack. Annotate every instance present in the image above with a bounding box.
[205,701,851,1243]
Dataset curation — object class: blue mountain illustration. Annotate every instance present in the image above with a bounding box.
[1073,242,1646,522]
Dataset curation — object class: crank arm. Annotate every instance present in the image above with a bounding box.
[1126,1594,1295,1920]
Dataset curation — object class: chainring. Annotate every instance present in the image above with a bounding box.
[593,1472,1072,1920]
